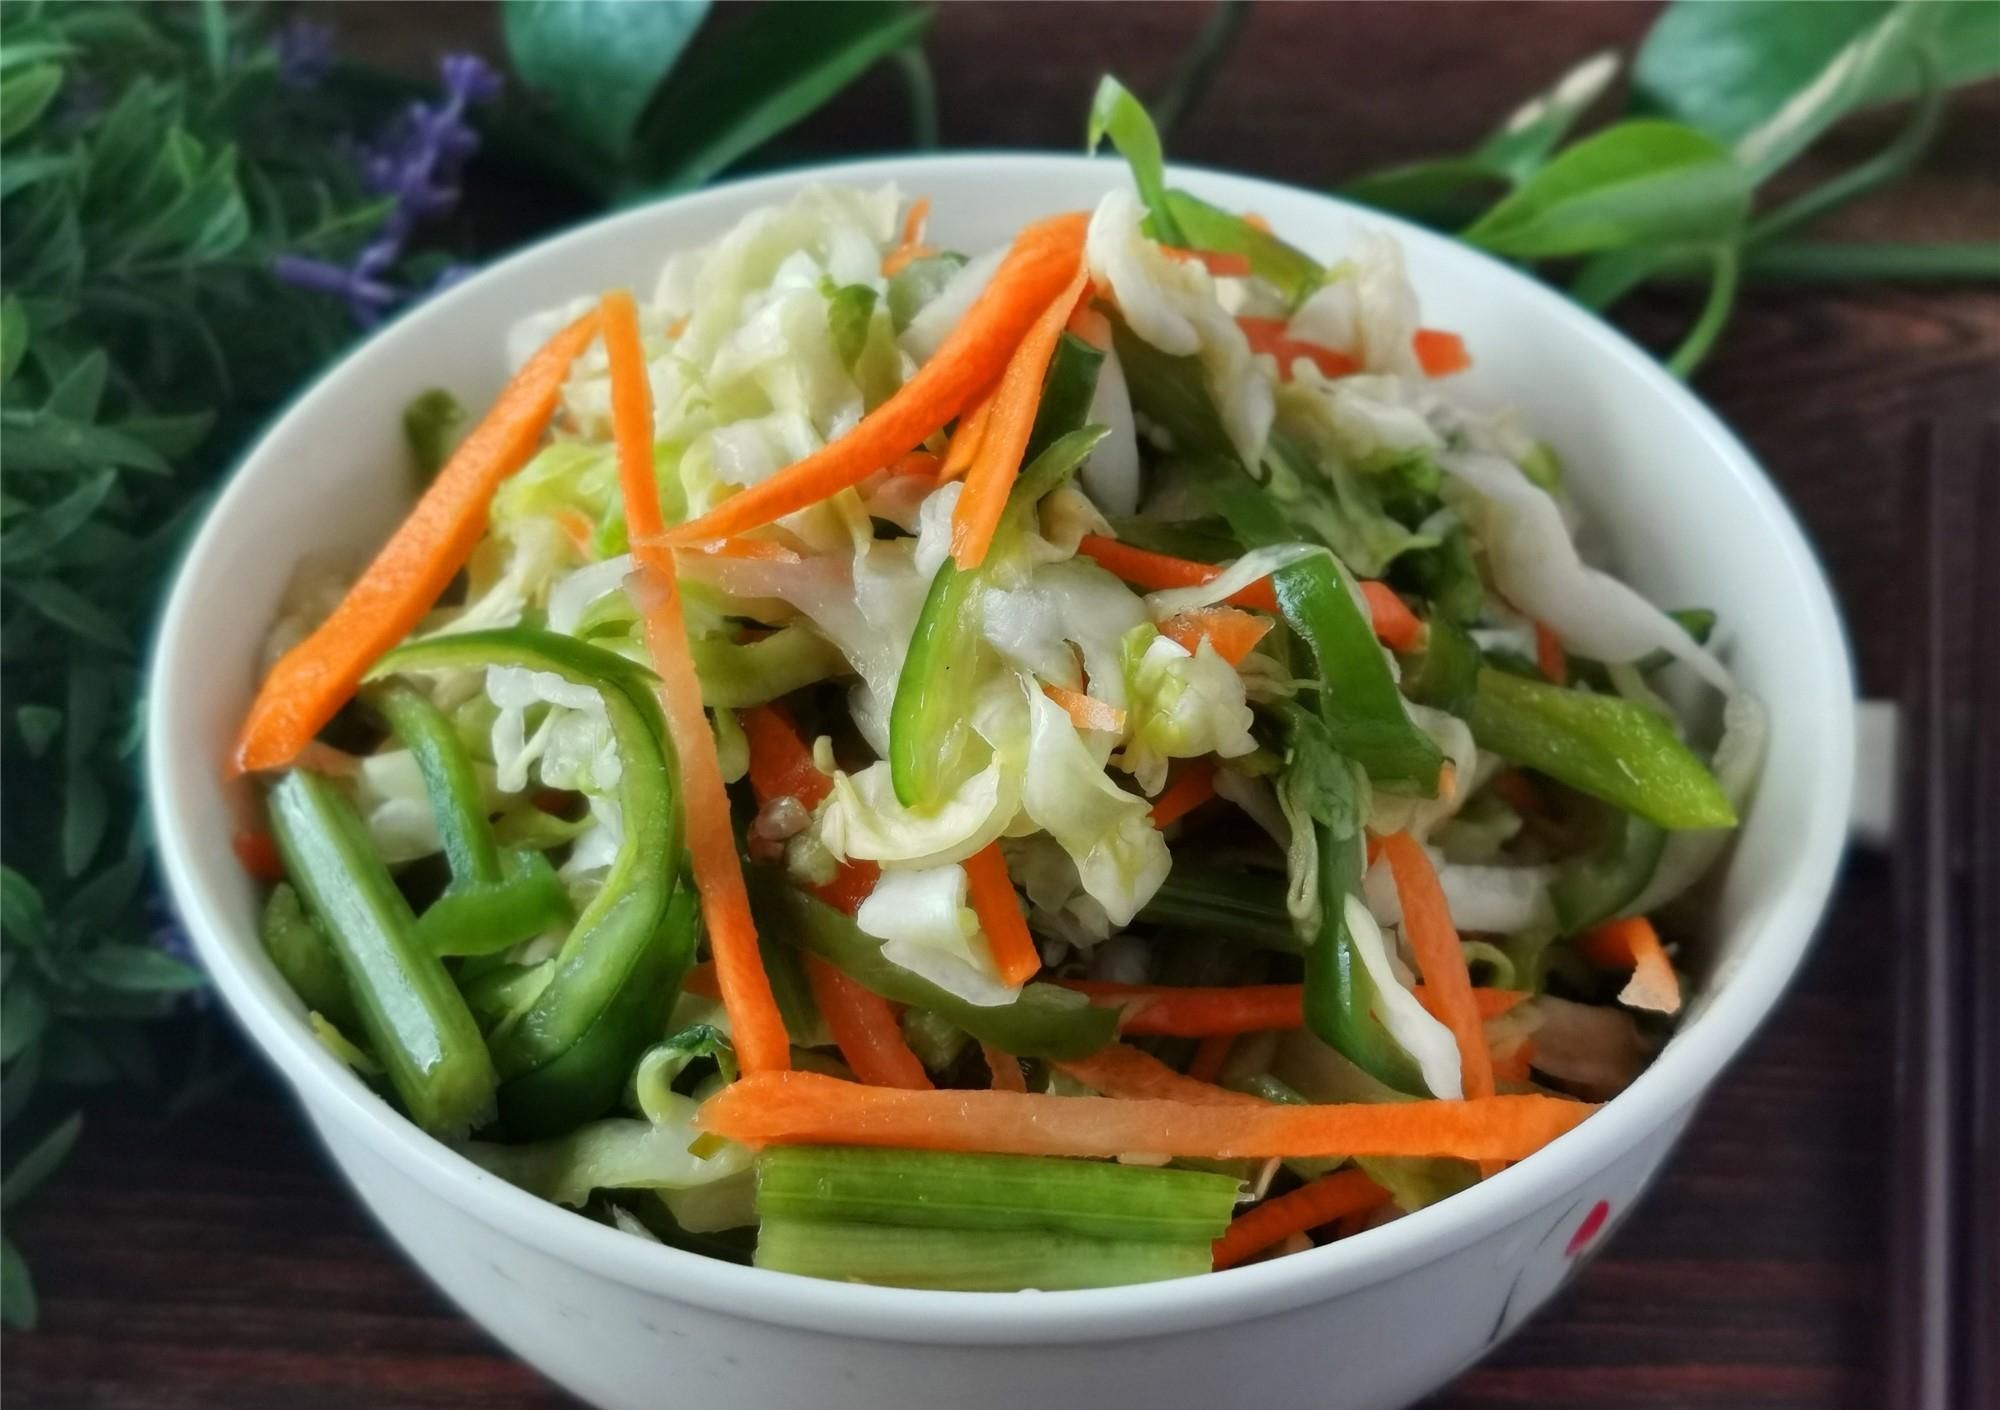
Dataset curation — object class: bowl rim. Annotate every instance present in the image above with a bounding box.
[148,151,1855,1345]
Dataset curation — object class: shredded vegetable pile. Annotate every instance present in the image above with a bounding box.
[234,82,1762,1288]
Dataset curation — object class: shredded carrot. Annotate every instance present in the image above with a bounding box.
[1042,682,1126,733]
[552,508,597,558]
[1535,621,1566,685]
[937,388,995,482]
[1237,316,1361,380]
[665,315,689,340]
[950,265,1092,569]
[1582,915,1682,1015]
[231,830,284,883]
[681,536,803,563]
[1332,1206,1380,1240]
[1360,583,1423,653]
[983,1043,1027,1093]
[805,955,933,1090]
[962,843,1041,987]
[1149,759,1219,828]
[1164,247,1255,278]
[232,310,600,773]
[699,1069,1597,1162]
[1211,1169,1391,1270]
[1078,537,1422,650]
[1379,832,1494,1109]
[739,704,879,915]
[1056,981,1305,1037]
[891,449,943,478]
[1490,768,1539,816]
[1066,303,1111,348]
[1413,328,1472,378]
[683,960,720,998]
[662,212,1089,546]
[1054,1044,1263,1107]
[606,290,790,1074]
[1187,1034,1235,1084]
[1491,1037,1536,1085]
[1159,605,1273,666]
[880,197,934,277]
[1076,535,1281,612]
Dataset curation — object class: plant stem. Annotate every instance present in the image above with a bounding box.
[892,46,939,151]
[1744,241,2000,282]
[1154,0,1250,138]
[1668,246,1740,380]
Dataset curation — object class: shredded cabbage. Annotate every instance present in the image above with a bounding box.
[1344,894,1463,1100]
[1020,687,1170,927]
[1117,628,1257,795]
[856,864,1016,1007]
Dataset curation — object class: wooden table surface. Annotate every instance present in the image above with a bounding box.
[6,4,1996,1407]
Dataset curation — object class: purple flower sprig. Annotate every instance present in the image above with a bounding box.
[273,19,334,91]
[274,52,501,326]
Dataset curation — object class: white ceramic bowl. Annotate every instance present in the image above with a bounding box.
[149,155,1853,1410]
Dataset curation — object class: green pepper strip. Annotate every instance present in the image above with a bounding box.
[1135,863,1300,953]
[267,770,497,1135]
[1397,614,1480,718]
[1162,190,1326,309]
[1468,667,1736,830]
[889,333,1107,809]
[1548,810,1668,934]
[370,628,689,1137]
[1304,817,1428,1097]
[259,880,359,1033]
[746,868,1118,1060]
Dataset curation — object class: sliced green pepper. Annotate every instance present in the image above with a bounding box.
[1566,607,1717,691]
[1398,614,1480,717]
[370,629,688,1137]
[415,850,573,957]
[746,868,1118,1059]
[1302,813,1428,1096]
[1135,862,1300,953]
[1162,190,1326,309]
[259,880,358,1033]
[888,335,1106,810]
[1468,667,1736,830]
[267,770,497,1135]
[1548,809,1668,934]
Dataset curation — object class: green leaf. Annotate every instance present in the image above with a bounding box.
[116,412,213,458]
[1,980,48,1063]
[1476,49,1621,181]
[0,412,172,474]
[826,283,878,371]
[1461,120,1750,258]
[0,150,71,200]
[15,577,130,654]
[15,705,62,758]
[1,1236,35,1332]
[0,297,27,388]
[633,1,931,193]
[74,944,203,994]
[0,62,62,144]
[503,0,710,164]
[42,348,107,421]
[1086,74,1183,244]
[58,851,146,935]
[1635,0,1998,164]
[0,867,48,945]
[1,1111,82,1211]
[0,470,115,563]
[1340,157,1510,226]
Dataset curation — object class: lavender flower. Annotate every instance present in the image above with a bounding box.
[274,18,334,90]
[274,52,502,326]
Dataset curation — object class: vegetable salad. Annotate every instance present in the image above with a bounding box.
[235,82,1761,1288]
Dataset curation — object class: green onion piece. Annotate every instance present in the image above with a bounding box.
[756,1146,1240,1242]
[754,1218,1213,1291]
[267,770,497,1136]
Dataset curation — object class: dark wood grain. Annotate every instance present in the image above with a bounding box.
[6,4,1998,1407]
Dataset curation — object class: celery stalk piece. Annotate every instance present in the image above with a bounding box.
[754,1218,1213,1291]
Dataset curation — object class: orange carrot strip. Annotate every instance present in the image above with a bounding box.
[1535,621,1566,685]
[740,704,879,915]
[1158,605,1273,665]
[553,508,597,558]
[1042,682,1127,733]
[1056,981,1306,1037]
[231,830,285,883]
[1211,1169,1391,1270]
[805,955,933,1090]
[962,843,1041,988]
[891,449,943,478]
[1055,1043,1263,1106]
[983,1043,1027,1093]
[699,1069,1597,1161]
[1490,768,1539,816]
[683,960,720,998]
[937,388,995,483]
[1076,535,1281,613]
[1237,316,1360,380]
[1582,915,1682,1015]
[663,212,1090,546]
[683,537,803,563]
[881,197,934,276]
[1379,832,1493,1105]
[1067,303,1111,348]
[1149,759,1219,828]
[232,310,600,773]
[950,265,1092,569]
[1360,583,1423,653]
[1412,328,1472,378]
[1491,1037,1536,1086]
[1187,1034,1235,1084]
[606,290,790,1074]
